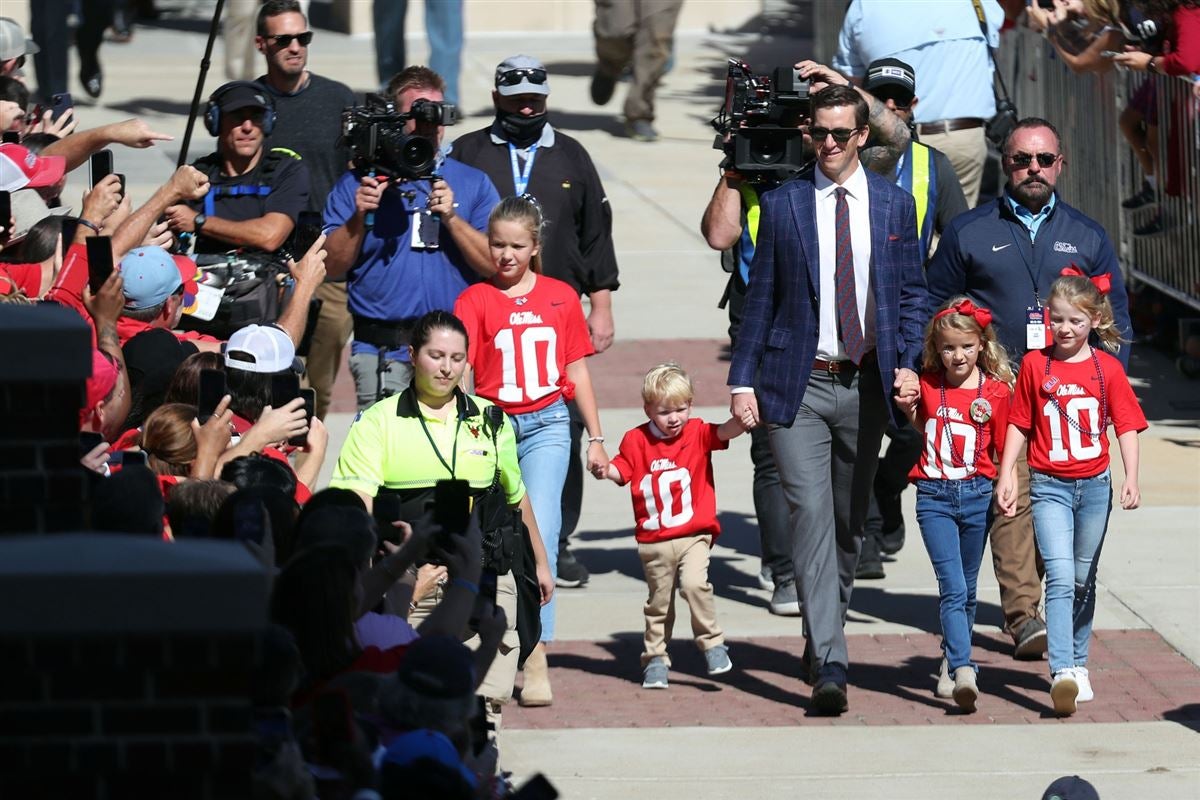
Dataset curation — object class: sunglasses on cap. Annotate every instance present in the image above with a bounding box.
[1006,151,1059,168]
[497,68,547,87]
[265,31,313,47]
[809,126,862,145]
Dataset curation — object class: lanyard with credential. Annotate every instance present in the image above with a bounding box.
[509,143,538,195]
[417,409,462,478]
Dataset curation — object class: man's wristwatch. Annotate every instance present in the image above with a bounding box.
[193,213,207,232]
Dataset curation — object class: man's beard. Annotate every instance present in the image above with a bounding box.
[1012,176,1052,207]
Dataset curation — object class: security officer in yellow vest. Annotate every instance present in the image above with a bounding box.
[799,57,969,579]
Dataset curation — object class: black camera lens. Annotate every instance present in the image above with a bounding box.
[378,129,436,178]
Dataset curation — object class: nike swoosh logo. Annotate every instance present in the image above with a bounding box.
[992,244,1012,252]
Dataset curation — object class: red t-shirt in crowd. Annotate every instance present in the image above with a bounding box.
[455,275,593,415]
[610,418,728,544]
[1009,348,1147,478]
[1,263,44,298]
[909,370,1011,482]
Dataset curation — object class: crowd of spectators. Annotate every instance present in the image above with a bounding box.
[0,0,1184,796]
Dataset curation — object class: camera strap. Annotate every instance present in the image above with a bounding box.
[970,0,1016,113]
[508,143,538,195]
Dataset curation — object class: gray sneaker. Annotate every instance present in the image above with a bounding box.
[1013,618,1048,660]
[704,645,732,676]
[626,119,659,142]
[642,657,668,689]
[769,580,802,616]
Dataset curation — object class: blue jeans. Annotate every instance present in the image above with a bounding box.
[508,397,571,641]
[915,476,992,671]
[372,0,463,104]
[1029,469,1112,675]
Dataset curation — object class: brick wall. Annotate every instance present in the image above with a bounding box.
[0,535,271,799]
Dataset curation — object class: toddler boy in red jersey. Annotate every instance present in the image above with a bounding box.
[595,362,748,689]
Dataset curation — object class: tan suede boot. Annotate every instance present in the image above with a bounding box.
[519,643,553,707]
[953,666,979,713]
[935,657,954,698]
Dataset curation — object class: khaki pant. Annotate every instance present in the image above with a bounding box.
[920,126,987,207]
[989,450,1045,640]
[593,0,684,123]
[637,535,724,667]
[304,281,353,420]
[405,570,520,707]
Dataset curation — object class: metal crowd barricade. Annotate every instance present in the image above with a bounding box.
[998,27,1200,311]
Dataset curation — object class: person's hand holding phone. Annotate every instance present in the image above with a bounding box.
[245,397,307,450]
[190,395,234,478]
[80,439,111,474]
[436,507,483,588]
[80,174,123,232]
[33,106,77,138]
[141,219,173,250]
[82,266,125,329]
[288,232,327,288]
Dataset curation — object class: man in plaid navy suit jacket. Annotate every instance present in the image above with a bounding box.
[728,85,927,715]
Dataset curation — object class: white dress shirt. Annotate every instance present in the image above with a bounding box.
[814,163,875,361]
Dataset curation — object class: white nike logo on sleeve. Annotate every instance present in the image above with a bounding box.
[992,244,1012,252]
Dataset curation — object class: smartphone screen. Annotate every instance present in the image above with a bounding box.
[115,173,126,197]
[290,211,324,259]
[122,450,147,468]
[289,387,316,447]
[90,149,114,188]
[51,92,74,123]
[0,191,10,233]
[197,368,226,424]
[79,431,105,456]
[85,235,115,294]
[1,131,18,144]
[270,372,300,411]
[433,479,471,536]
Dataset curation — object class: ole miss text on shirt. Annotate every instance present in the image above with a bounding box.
[455,275,594,415]
[610,418,728,544]
[909,371,1012,482]
[1009,349,1147,479]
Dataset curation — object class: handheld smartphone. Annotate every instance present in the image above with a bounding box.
[511,774,558,800]
[270,372,301,410]
[289,387,316,447]
[1,131,19,144]
[290,210,324,259]
[197,368,227,424]
[90,149,114,188]
[50,92,73,123]
[0,191,10,233]
[79,430,105,457]
[85,235,115,294]
[433,478,471,537]
[312,688,356,762]
[469,569,499,630]
[115,173,126,197]
[122,450,147,468]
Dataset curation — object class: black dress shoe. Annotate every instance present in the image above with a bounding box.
[811,663,848,715]
[856,536,885,580]
[590,69,616,105]
[82,71,103,99]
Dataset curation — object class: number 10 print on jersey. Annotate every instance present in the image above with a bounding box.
[455,276,595,415]
[611,419,730,543]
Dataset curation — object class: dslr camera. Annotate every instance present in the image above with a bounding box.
[712,58,811,179]
[343,93,459,180]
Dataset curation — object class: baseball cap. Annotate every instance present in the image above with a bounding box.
[0,17,39,61]
[213,81,271,113]
[225,324,297,374]
[84,348,119,412]
[1042,775,1101,800]
[8,189,71,243]
[380,729,477,789]
[120,246,198,311]
[495,55,550,97]
[865,57,916,103]
[0,143,67,192]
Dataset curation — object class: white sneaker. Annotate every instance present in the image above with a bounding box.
[1051,670,1079,716]
[1073,667,1094,702]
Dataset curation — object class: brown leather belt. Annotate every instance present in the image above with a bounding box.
[917,117,984,136]
[812,350,877,374]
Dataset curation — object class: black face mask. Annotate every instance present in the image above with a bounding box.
[496,111,548,148]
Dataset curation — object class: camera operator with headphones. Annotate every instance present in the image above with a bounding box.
[164,80,310,256]
[322,66,499,411]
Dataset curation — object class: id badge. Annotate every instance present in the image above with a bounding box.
[1026,306,1047,350]
[410,209,440,250]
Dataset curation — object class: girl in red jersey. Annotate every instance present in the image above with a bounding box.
[454,195,608,707]
[997,269,1147,717]
[899,298,1013,713]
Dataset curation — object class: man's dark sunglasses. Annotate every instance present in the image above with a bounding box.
[1006,151,1059,168]
[265,31,313,47]
[497,68,548,87]
[809,126,862,145]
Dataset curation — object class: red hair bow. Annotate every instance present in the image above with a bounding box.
[935,299,993,330]
[1060,265,1111,295]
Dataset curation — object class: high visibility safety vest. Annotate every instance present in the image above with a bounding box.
[894,140,938,258]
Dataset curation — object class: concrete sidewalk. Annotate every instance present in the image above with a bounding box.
[54,7,1200,798]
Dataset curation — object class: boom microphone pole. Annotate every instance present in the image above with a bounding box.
[177,0,228,167]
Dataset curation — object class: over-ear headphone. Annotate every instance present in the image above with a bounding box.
[204,81,277,137]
